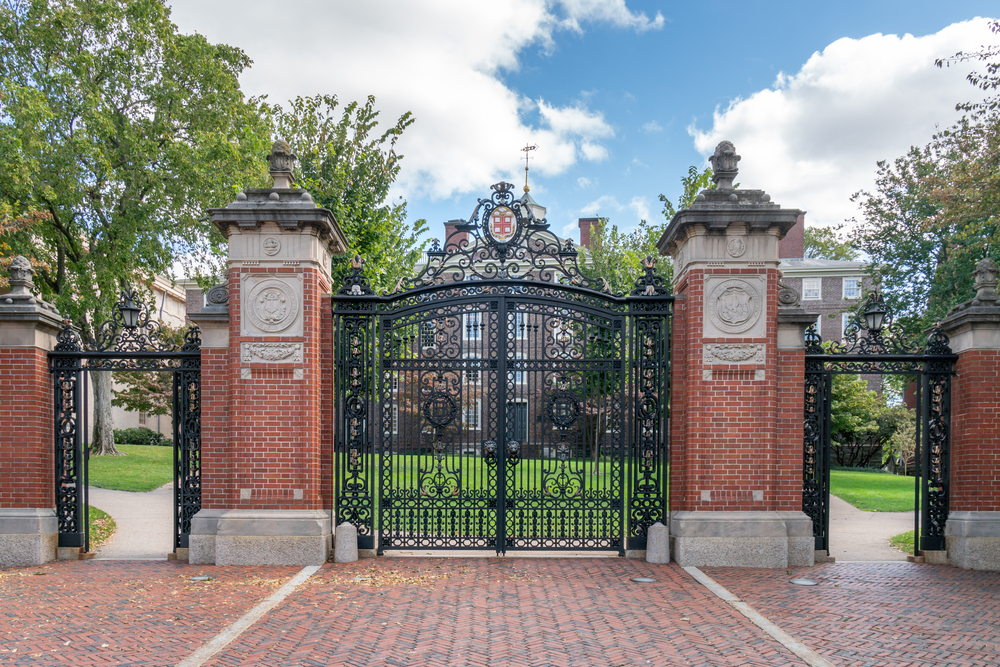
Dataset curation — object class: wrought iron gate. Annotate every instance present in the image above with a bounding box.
[333,182,672,555]
[803,288,955,553]
[49,289,201,552]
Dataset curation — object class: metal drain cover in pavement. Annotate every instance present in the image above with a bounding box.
[631,577,657,583]
[790,578,818,586]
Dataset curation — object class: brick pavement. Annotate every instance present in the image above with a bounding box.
[2,558,999,666]
[706,562,1000,667]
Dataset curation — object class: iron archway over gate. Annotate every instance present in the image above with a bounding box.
[803,288,956,554]
[333,182,672,555]
[49,289,201,553]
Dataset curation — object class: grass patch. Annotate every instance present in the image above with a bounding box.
[89,506,116,549]
[88,444,172,492]
[829,469,915,512]
[890,529,914,554]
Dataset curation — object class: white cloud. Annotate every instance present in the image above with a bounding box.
[579,193,650,222]
[577,177,594,188]
[167,0,657,201]
[689,19,997,229]
[641,120,663,133]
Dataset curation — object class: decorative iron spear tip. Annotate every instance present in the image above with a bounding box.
[642,256,656,269]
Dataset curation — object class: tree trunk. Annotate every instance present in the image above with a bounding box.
[91,371,124,456]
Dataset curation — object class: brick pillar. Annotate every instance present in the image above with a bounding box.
[940,258,1000,570]
[658,141,813,567]
[189,140,347,566]
[0,257,63,566]
[578,217,598,249]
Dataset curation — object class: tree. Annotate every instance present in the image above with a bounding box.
[111,324,185,418]
[658,165,714,219]
[883,407,917,476]
[0,0,271,454]
[270,95,427,294]
[804,225,859,261]
[580,217,667,295]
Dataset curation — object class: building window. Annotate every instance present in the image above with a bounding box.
[464,400,481,430]
[420,321,436,349]
[842,312,853,341]
[813,314,823,337]
[843,277,862,300]
[802,278,821,300]
[513,312,529,339]
[464,311,483,340]
[391,405,399,435]
[138,411,147,426]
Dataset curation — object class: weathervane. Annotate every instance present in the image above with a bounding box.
[521,143,538,193]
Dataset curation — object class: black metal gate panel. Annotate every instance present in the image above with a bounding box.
[333,182,672,555]
[49,289,201,552]
[803,288,955,553]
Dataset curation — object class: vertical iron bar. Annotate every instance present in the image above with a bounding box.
[173,370,180,551]
[917,370,928,555]
[83,369,89,554]
[822,372,833,554]
[496,296,508,555]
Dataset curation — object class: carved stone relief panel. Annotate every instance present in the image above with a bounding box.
[241,273,304,337]
[702,343,765,365]
[241,342,303,363]
[703,274,766,338]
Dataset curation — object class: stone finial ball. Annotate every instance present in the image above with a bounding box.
[271,139,292,155]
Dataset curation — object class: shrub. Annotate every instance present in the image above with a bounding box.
[113,427,171,446]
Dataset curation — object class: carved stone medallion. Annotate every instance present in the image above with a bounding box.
[246,279,298,333]
[726,237,746,258]
[708,279,761,335]
[262,236,281,256]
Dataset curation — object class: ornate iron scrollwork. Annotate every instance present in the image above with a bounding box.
[803,290,954,552]
[49,288,201,551]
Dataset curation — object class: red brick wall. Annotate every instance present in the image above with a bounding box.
[0,347,53,508]
[669,267,799,512]
[321,294,334,510]
[950,350,1000,512]
[200,266,332,511]
[778,214,805,259]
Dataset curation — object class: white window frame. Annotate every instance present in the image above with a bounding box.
[391,405,399,435]
[463,399,481,430]
[513,312,529,340]
[802,278,821,301]
[842,277,862,300]
[463,311,483,340]
[813,314,823,337]
[419,320,436,349]
[842,312,852,341]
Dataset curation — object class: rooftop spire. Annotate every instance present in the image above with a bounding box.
[521,143,538,193]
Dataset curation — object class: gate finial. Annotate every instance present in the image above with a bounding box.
[268,139,296,189]
[709,140,740,190]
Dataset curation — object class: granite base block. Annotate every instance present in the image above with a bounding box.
[947,511,1000,571]
[189,509,332,566]
[0,508,58,567]
[670,511,814,568]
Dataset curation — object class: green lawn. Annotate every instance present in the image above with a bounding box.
[890,529,915,553]
[89,506,116,548]
[829,469,915,512]
[88,445,173,492]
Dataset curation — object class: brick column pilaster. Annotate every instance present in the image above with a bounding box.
[189,141,347,566]
[658,141,813,567]
[940,258,1000,570]
[0,257,63,566]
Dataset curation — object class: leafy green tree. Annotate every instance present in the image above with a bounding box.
[580,217,667,295]
[883,407,917,475]
[0,0,271,454]
[659,165,714,219]
[270,94,428,294]
[804,225,859,261]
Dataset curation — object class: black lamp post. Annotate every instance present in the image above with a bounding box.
[119,289,142,329]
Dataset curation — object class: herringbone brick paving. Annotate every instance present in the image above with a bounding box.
[3,559,999,665]
[0,560,300,664]
[706,562,1000,667]
[204,559,801,667]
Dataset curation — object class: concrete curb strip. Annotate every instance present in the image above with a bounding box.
[683,566,837,667]
[175,564,321,667]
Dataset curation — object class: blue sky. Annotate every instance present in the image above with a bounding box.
[167,1,997,243]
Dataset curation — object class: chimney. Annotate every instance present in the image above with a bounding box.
[444,220,468,249]
[779,213,805,259]
[578,217,599,250]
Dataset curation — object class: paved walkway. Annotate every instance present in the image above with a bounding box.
[827,494,912,561]
[88,485,173,559]
[2,558,998,666]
